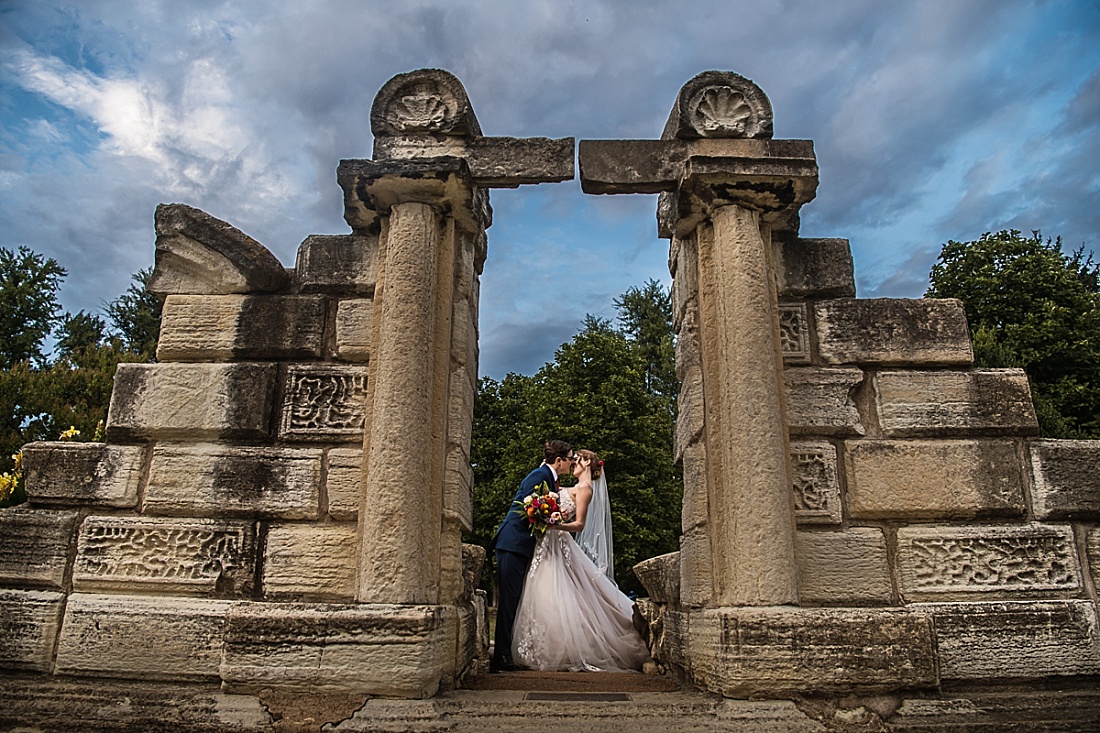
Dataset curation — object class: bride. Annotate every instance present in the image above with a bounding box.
[511,450,650,672]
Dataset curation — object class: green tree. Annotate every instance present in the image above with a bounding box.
[927,230,1100,437]
[470,285,681,594]
[0,248,159,488]
[615,279,677,406]
[0,246,66,369]
[106,267,161,359]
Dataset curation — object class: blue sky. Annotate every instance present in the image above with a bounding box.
[2,1,1098,379]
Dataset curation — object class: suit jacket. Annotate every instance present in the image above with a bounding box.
[491,463,557,559]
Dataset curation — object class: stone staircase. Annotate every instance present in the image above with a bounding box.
[4,672,1099,732]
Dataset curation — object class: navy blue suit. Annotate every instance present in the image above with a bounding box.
[491,463,557,665]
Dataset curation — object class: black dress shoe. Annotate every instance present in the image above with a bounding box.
[490,656,520,673]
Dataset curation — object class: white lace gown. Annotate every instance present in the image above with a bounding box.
[511,488,650,672]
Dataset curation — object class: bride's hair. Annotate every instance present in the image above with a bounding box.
[577,449,602,479]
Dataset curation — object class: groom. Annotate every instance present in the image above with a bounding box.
[489,439,575,672]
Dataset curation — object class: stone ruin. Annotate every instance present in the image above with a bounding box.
[2,68,1099,727]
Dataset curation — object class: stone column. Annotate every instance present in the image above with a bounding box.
[580,71,819,608]
[695,203,797,606]
[358,201,445,604]
[341,69,574,610]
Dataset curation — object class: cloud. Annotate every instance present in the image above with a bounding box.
[1,0,1097,377]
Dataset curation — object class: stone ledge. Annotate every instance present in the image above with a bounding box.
[1030,439,1100,520]
[107,362,277,442]
[874,368,1038,437]
[21,441,144,507]
[0,507,80,589]
[54,593,233,681]
[145,443,322,520]
[912,600,1100,680]
[679,606,938,696]
[157,294,326,361]
[815,298,973,366]
[220,602,456,697]
[845,439,1026,520]
[0,588,65,671]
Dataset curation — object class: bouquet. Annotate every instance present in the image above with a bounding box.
[512,481,563,536]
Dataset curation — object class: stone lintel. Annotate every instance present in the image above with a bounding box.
[579,138,816,195]
[372,136,575,187]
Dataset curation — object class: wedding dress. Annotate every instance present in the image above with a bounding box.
[511,487,650,672]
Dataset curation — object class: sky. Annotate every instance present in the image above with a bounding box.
[2,1,1098,379]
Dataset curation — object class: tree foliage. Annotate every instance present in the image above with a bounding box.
[0,247,160,488]
[927,230,1100,437]
[0,246,66,369]
[470,283,681,594]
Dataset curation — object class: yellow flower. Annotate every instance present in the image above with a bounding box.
[59,426,80,441]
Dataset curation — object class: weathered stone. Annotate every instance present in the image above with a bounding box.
[913,600,1100,680]
[0,589,65,671]
[335,298,374,362]
[778,303,810,363]
[279,364,370,442]
[674,319,704,463]
[680,439,708,533]
[73,516,257,596]
[633,552,681,604]
[156,294,326,361]
[0,677,275,732]
[873,368,1038,437]
[220,602,454,697]
[375,137,576,188]
[579,138,815,195]
[815,298,973,366]
[775,237,855,299]
[663,70,774,141]
[145,444,321,519]
[55,593,232,680]
[21,441,144,507]
[263,523,357,600]
[795,528,892,605]
[790,440,842,525]
[683,606,937,696]
[784,367,865,437]
[150,203,290,296]
[897,523,1080,601]
[0,506,79,588]
[679,530,713,608]
[326,447,362,520]
[444,444,473,534]
[1030,439,1100,519]
[107,362,276,442]
[296,234,378,295]
[1088,528,1100,593]
[846,439,1026,519]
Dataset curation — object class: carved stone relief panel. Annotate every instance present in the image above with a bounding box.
[897,524,1080,600]
[779,303,810,364]
[280,365,370,442]
[790,440,842,525]
[73,516,256,596]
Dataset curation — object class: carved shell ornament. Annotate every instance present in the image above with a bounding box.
[691,85,755,136]
[391,89,451,132]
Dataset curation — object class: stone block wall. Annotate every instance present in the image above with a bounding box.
[654,233,1100,691]
[0,207,487,697]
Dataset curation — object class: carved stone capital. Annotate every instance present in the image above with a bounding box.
[337,157,491,234]
[663,70,774,140]
[370,68,481,139]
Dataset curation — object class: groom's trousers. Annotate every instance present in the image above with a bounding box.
[493,548,529,663]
